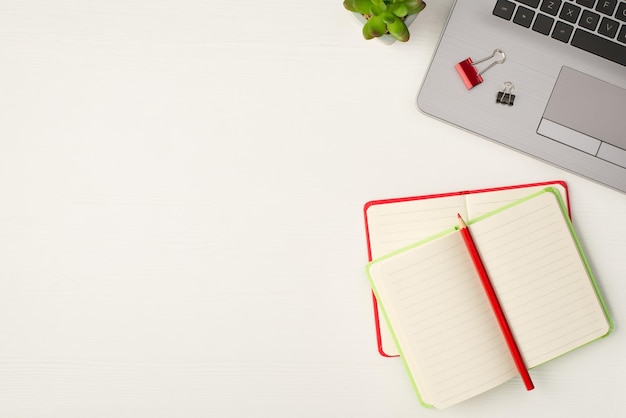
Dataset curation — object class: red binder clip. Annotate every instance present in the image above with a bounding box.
[455,49,506,90]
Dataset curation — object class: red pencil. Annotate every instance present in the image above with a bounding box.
[457,214,535,391]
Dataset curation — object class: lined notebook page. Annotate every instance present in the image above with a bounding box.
[466,184,567,219]
[365,183,569,356]
[366,195,467,356]
[470,190,610,367]
[366,194,467,259]
[368,232,517,409]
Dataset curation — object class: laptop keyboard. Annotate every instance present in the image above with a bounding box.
[493,0,626,66]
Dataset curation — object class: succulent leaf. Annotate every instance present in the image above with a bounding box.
[387,17,409,41]
[404,0,425,15]
[382,12,396,24]
[391,4,408,17]
[351,0,373,14]
[370,3,386,15]
[342,0,358,13]
[363,15,387,39]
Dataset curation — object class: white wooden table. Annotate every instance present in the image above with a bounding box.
[1,1,625,417]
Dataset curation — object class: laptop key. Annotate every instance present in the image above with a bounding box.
[514,6,536,27]
[540,0,562,16]
[560,3,582,23]
[533,13,555,34]
[576,0,596,7]
[494,0,516,20]
[595,0,617,16]
[579,10,601,31]
[598,17,619,38]
[571,28,626,65]
[617,24,626,43]
[515,0,540,7]
[617,3,626,23]
[552,21,574,41]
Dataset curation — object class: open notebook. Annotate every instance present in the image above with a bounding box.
[367,188,612,409]
[364,181,570,356]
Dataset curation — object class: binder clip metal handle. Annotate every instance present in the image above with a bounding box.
[455,49,506,90]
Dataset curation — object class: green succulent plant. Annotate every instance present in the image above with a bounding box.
[343,0,426,42]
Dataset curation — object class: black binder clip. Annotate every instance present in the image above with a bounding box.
[496,82,516,105]
[455,49,506,90]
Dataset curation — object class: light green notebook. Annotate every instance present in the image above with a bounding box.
[366,188,612,409]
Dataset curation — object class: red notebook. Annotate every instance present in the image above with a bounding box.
[363,181,570,357]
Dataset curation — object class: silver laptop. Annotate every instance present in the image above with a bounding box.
[417,0,626,193]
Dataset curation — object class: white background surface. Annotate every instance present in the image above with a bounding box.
[1,1,625,417]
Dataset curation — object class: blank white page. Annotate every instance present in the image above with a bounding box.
[368,232,517,409]
[470,190,611,367]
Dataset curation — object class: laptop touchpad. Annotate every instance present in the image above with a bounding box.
[537,67,626,168]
